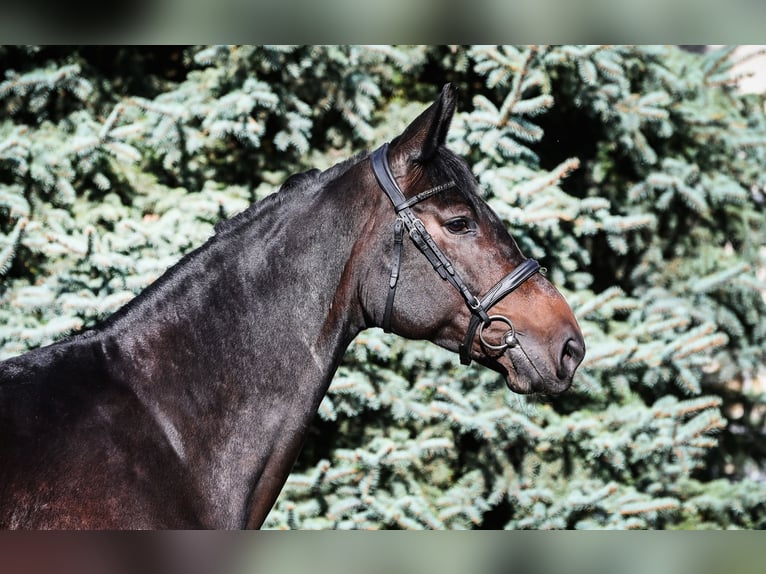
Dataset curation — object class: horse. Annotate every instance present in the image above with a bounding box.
[0,84,584,529]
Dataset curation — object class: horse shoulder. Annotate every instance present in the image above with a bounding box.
[0,334,204,528]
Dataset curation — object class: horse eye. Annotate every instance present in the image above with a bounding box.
[444,218,471,235]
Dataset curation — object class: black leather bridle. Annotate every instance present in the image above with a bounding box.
[371,143,542,366]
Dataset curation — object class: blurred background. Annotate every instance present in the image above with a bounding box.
[1,531,765,574]
[3,0,766,42]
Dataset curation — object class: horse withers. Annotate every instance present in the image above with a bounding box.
[0,84,584,529]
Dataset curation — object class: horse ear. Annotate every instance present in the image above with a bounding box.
[390,83,457,164]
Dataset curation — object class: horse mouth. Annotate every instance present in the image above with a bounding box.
[479,347,573,395]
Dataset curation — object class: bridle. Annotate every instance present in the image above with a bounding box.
[370,143,542,366]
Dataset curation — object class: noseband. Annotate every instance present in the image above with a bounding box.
[371,143,541,366]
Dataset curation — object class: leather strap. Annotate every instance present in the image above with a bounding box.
[372,144,487,326]
[458,259,540,364]
[383,219,404,332]
[397,182,456,211]
[371,143,541,364]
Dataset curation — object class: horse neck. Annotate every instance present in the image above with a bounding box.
[102,171,376,526]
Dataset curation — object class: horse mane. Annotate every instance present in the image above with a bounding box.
[214,152,369,236]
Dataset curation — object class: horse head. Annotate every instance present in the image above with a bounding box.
[362,84,585,394]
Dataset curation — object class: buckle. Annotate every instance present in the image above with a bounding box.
[409,218,426,240]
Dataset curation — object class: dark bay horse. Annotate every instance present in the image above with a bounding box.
[0,84,584,529]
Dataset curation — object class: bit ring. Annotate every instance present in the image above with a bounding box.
[479,315,517,352]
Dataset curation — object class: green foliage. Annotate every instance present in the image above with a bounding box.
[1,46,765,529]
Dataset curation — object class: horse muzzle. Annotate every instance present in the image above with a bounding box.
[476,323,585,395]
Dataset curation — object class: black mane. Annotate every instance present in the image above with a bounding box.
[214,152,369,235]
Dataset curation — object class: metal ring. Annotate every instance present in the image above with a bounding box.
[479,315,516,351]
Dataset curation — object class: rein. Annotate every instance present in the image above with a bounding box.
[370,143,541,366]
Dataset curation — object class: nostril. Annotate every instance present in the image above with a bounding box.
[558,336,585,380]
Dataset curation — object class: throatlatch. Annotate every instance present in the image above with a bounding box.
[370,143,542,366]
